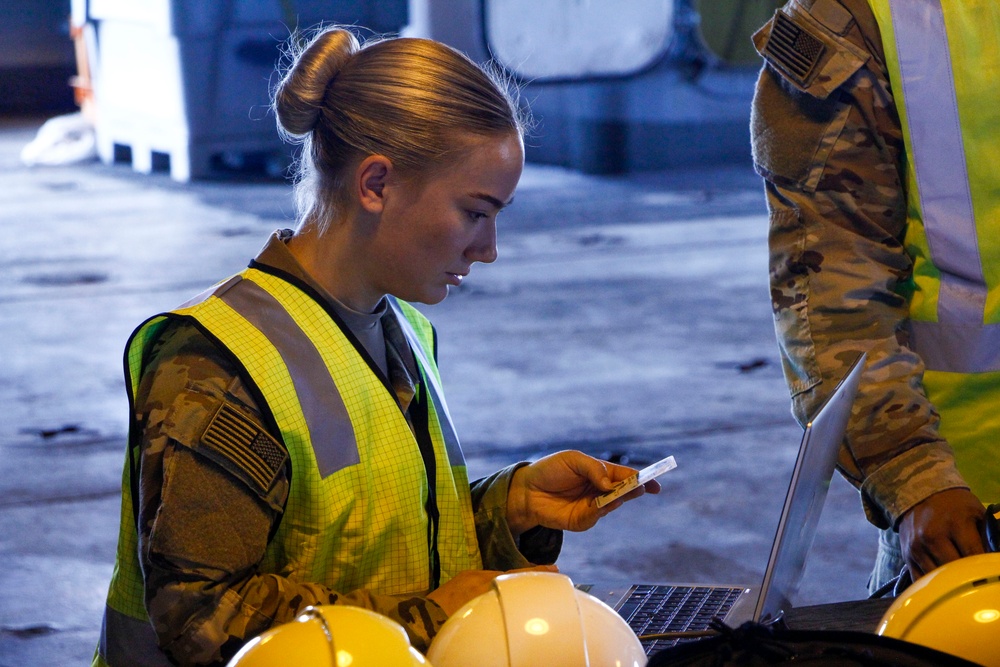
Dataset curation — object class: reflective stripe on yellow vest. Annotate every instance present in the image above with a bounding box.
[96,267,482,666]
[867,0,1000,502]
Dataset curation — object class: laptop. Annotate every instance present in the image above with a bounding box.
[577,352,866,655]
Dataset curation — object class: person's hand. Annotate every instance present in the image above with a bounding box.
[898,488,987,579]
[506,450,661,536]
[426,565,558,616]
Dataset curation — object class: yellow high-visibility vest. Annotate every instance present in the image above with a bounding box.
[867,0,1000,502]
[95,267,481,666]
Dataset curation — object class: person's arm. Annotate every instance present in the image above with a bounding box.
[135,323,447,665]
[750,2,982,572]
[420,453,654,617]
[471,463,563,569]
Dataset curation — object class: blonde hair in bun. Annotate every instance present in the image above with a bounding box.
[274,28,359,138]
[272,25,527,232]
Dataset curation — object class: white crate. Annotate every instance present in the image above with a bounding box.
[87,0,228,35]
[93,19,285,181]
[87,2,407,181]
[86,0,326,35]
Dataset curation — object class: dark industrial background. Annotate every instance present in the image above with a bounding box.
[0,2,878,663]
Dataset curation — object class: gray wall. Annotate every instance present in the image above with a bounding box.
[5,0,772,172]
[1,0,76,112]
[417,0,769,173]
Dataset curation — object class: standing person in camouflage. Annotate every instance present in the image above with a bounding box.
[750,0,998,596]
[93,26,659,667]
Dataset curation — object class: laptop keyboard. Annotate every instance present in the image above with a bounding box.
[616,584,745,654]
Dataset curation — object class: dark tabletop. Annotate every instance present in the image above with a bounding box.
[784,598,895,633]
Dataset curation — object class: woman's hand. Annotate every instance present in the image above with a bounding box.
[426,565,558,616]
[506,450,660,537]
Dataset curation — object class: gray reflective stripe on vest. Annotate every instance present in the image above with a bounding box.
[909,320,1000,374]
[218,277,360,478]
[892,2,992,370]
[178,275,241,310]
[100,606,171,667]
[388,298,465,466]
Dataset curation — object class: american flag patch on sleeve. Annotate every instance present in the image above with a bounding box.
[764,11,826,86]
[201,402,288,493]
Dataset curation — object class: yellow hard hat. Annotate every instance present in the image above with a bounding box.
[226,605,430,667]
[426,571,647,667]
[878,552,1000,666]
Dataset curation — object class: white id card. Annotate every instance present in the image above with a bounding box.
[594,455,677,509]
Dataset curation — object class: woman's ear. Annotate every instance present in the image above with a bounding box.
[355,155,392,214]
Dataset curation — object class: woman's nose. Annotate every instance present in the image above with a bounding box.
[466,219,498,264]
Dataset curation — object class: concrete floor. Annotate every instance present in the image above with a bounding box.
[0,116,878,665]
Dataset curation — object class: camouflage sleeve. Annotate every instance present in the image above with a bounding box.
[471,463,563,569]
[134,320,447,665]
[749,0,969,530]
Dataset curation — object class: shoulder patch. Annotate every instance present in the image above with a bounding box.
[764,10,826,87]
[200,402,288,494]
[755,4,870,100]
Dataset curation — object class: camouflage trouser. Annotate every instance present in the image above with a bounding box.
[868,528,904,596]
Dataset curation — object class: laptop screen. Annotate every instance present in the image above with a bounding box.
[753,352,866,622]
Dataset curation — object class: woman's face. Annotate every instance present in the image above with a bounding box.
[371,132,524,305]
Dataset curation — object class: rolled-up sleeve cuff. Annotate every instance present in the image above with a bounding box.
[472,462,563,569]
[861,442,970,528]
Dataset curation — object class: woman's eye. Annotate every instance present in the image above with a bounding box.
[468,210,488,222]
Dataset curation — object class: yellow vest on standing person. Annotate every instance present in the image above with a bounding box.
[94,266,482,666]
[867,0,1000,503]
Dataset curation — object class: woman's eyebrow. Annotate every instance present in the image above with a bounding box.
[470,192,515,210]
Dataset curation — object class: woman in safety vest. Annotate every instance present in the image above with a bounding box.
[750,0,996,595]
[93,26,658,667]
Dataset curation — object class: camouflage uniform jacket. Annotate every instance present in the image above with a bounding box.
[750,0,970,530]
[132,230,561,665]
